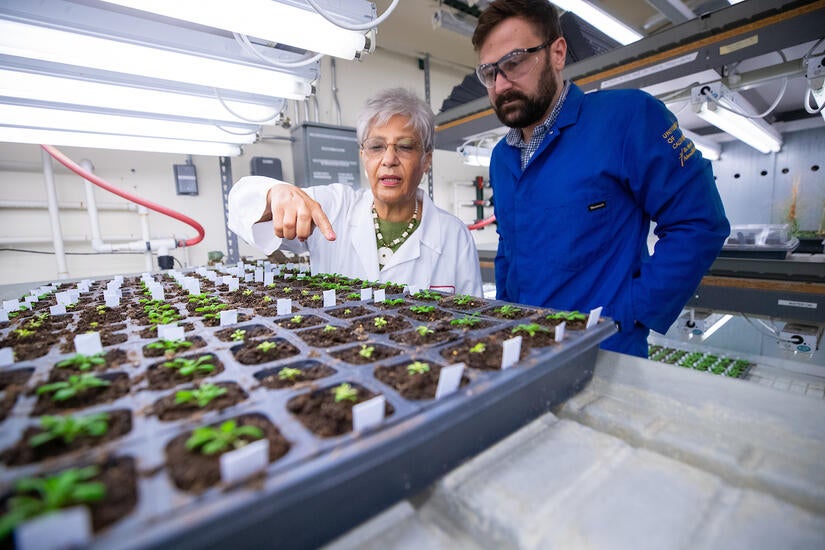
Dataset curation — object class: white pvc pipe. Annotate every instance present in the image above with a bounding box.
[0,200,137,211]
[41,148,69,279]
[0,236,140,245]
[138,205,153,271]
[80,159,104,249]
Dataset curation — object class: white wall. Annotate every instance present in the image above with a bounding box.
[0,48,493,285]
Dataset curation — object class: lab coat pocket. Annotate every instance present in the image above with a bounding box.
[540,190,616,272]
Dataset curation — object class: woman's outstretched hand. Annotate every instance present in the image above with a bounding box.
[266,185,336,242]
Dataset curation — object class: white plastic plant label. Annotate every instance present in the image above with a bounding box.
[373,289,386,303]
[264,272,275,286]
[501,335,522,369]
[554,322,566,343]
[74,332,103,356]
[227,278,240,292]
[3,299,19,311]
[68,289,80,302]
[49,305,66,316]
[244,273,254,283]
[0,310,8,323]
[407,285,419,296]
[219,309,238,326]
[353,395,385,432]
[104,295,120,309]
[360,288,373,301]
[254,268,263,282]
[220,439,269,485]
[322,290,336,308]
[15,506,92,550]
[435,363,464,399]
[150,286,165,302]
[586,306,603,329]
[24,295,37,304]
[158,324,184,341]
[0,347,14,366]
[276,299,292,316]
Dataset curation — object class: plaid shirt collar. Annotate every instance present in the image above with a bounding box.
[505,80,571,170]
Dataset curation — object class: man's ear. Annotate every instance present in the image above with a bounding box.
[550,36,567,71]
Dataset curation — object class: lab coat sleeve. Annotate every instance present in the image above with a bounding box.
[457,224,484,297]
[620,95,729,335]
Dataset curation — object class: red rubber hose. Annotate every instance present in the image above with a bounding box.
[41,144,205,247]
[468,215,496,230]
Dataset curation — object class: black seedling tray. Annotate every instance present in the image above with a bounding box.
[0,267,615,549]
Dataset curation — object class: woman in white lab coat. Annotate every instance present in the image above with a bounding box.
[228,88,483,296]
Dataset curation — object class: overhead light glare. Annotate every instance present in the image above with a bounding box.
[550,0,643,45]
[681,129,721,161]
[458,145,492,167]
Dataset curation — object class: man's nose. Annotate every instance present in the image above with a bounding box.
[493,70,512,94]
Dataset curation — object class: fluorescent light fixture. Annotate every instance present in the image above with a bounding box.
[0,127,241,156]
[811,84,825,122]
[692,83,782,154]
[457,145,492,167]
[0,104,258,144]
[550,0,643,45]
[681,129,721,161]
[0,20,314,100]
[96,0,368,60]
[0,69,283,125]
[433,8,476,37]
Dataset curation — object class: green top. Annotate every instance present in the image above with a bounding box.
[376,217,420,266]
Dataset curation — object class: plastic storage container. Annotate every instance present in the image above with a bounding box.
[721,223,799,259]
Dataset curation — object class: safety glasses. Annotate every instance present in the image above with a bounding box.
[475,41,551,88]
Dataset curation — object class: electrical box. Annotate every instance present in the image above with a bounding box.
[250,157,283,180]
[173,164,198,195]
[291,122,361,188]
[779,323,823,353]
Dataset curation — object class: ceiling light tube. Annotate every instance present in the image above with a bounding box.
[0,19,314,100]
[0,104,258,144]
[458,145,492,167]
[681,129,721,161]
[692,83,782,154]
[0,69,284,125]
[550,0,643,45]
[96,0,368,60]
[0,127,242,156]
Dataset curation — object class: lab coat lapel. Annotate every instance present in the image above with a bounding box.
[383,190,441,269]
[351,193,381,280]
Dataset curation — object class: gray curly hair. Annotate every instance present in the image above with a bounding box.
[356,88,435,153]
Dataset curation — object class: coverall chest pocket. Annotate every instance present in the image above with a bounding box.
[538,189,616,272]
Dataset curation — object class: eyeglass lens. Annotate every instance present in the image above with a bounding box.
[362,138,420,158]
[476,46,545,87]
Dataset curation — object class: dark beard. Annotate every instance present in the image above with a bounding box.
[492,66,558,129]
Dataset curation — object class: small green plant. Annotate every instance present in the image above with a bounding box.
[382,298,405,306]
[96,305,107,315]
[146,338,192,354]
[494,305,522,318]
[55,352,106,371]
[469,342,486,354]
[13,328,35,338]
[333,383,358,403]
[185,420,263,455]
[242,288,254,296]
[409,305,435,314]
[36,374,111,402]
[343,308,352,315]
[546,310,586,322]
[373,317,388,329]
[278,367,302,381]
[413,289,441,300]
[347,292,361,300]
[310,295,322,302]
[450,313,482,327]
[282,287,293,294]
[162,355,215,377]
[301,289,310,296]
[323,324,337,332]
[256,341,277,353]
[175,383,227,408]
[512,323,550,337]
[415,326,434,337]
[453,294,475,305]
[262,295,273,303]
[359,345,375,359]
[406,361,430,375]
[29,412,110,447]
[230,329,247,342]
[290,315,303,325]
[0,466,106,540]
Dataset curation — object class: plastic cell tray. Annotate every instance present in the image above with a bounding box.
[0,269,615,549]
[721,223,800,259]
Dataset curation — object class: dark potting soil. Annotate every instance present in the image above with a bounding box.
[50,348,132,376]
[142,336,207,358]
[30,372,131,416]
[327,305,373,319]
[1,409,133,466]
[445,316,495,332]
[277,315,324,330]
[352,315,411,335]
[482,305,536,320]
[0,391,20,422]
[151,382,248,421]
[397,306,452,323]
[232,339,301,365]
[440,333,529,371]
[537,316,587,331]
[215,324,274,342]
[329,343,402,365]
[297,325,366,348]
[389,325,458,347]
[255,362,336,390]
[164,413,290,494]
[145,354,225,391]
[491,326,557,350]
[286,384,394,437]
[438,295,486,311]
[373,299,408,310]
[374,360,469,400]
[0,368,33,391]
[201,312,253,328]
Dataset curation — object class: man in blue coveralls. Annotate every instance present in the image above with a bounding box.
[472,0,730,357]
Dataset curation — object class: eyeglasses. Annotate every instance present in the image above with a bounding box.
[361,137,422,159]
[475,41,551,88]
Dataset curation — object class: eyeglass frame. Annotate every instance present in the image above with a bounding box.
[475,40,552,88]
[360,137,426,159]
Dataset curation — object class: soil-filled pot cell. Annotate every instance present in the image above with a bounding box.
[389,325,458,347]
[438,295,486,311]
[440,334,529,371]
[31,372,131,416]
[481,305,535,320]
[330,343,402,365]
[397,306,452,323]
[164,413,290,494]
[326,306,373,319]
[254,361,336,390]
[146,353,225,391]
[491,326,557,350]
[0,368,33,391]
[287,383,395,438]
[50,348,132,377]
[232,338,301,365]
[214,324,273,343]
[2,409,133,466]
[374,360,470,400]
[138,322,195,339]
[277,315,324,330]
[536,313,587,331]
[151,382,248,421]
[142,336,207,358]
[297,325,365,348]
[352,315,411,335]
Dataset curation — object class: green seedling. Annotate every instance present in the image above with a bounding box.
[450,313,482,327]
[310,295,322,302]
[343,308,352,315]
[373,317,388,329]
[359,345,375,359]
[546,310,586,322]
[494,305,522,318]
[382,298,405,306]
[469,342,487,354]
[289,315,304,325]
[323,324,337,333]
[278,367,302,381]
[96,305,107,315]
[413,289,441,300]
[301,290,310,296]
[0,466,105,540]
[415,326,434,337]
[29,412,110,447]
[256,341,277,353]
[333,383,358,403]
[406,361,430,375]
[146,339,192,354]
[185,420,263,455]
[162,355,215,377]
[347,292,361,300]
[13,328,35,338]
[262,295,273,303]
[242,288,254,296]
[282,287,293,294]
[511,323,550,337]
[175,383,227,408]
[409,305,435,314]
[453,294,475,305]
[230,329,247,342]
[36,374,111,402]
[56,352,106,371]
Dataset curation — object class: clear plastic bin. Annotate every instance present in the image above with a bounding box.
[722,224,799,259]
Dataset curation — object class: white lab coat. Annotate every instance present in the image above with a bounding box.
[228,176,483,296]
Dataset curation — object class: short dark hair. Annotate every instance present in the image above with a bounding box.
[472,0,562,51]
